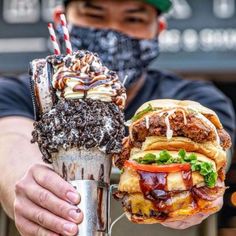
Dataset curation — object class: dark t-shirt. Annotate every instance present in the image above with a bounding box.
[0,71,235,236]
[0,70,235,145]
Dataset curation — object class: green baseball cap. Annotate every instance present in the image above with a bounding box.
[64,0,172,13]
[143,0,172,13]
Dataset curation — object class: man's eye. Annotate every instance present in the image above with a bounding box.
[84,13,104,20]
[125,17,145,23]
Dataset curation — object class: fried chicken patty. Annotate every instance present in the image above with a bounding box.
[131,111,231,149]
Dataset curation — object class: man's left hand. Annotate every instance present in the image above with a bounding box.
[161,197,223,229]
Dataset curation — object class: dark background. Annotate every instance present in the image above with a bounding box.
[0,0,236,74]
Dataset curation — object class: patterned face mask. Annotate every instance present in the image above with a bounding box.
[57,25,160,88]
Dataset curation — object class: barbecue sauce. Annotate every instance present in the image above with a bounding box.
[137,170,193,219]
[62,163,67,181]
[182,170,193,189]
[137,171,170,213]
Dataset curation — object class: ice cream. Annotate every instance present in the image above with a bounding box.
[31,50,126,164]
[30,50,126,235]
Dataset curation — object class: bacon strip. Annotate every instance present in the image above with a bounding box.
[192,186,226,201]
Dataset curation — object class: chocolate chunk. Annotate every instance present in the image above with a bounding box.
[75,51,85,59]
[65,57,72,68]
[32,99,125,163]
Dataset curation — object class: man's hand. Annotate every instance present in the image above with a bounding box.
[161,197,223,229]
[14,164,83,236]
[161,212,210,230]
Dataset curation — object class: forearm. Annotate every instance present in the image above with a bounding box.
[0,117,49,219]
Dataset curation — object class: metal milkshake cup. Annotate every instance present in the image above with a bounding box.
[51,148,112,236]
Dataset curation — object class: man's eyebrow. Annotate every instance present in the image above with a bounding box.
[125,7,148,14]
[83,1,105,11]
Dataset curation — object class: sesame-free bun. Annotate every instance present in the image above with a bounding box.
[135,99,222,129]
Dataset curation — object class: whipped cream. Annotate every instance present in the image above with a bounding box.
[49,51,126,109]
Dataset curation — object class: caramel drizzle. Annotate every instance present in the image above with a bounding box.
[54,71,119,91]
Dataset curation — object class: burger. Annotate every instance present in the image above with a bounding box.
[113,99,232,223]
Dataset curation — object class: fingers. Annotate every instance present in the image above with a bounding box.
[161,196,224,230]
[25,181,83,224]
[15,164,84,235]
[211,196,223,209]
[161,220,195,230]
[15,216,59,236]
[30,164,80,204]
[161,221,187,230]
[16,197,78,236]
[161,213,210,229]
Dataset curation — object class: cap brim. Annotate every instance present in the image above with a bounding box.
[145,0,172,13]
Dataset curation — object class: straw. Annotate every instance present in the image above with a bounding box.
[60,14,73,54]
[48,23,61,55]
[122,75,128,86]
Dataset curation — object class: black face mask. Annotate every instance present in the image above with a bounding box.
[57,25,160,88]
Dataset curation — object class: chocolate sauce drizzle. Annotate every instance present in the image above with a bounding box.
[62,163,67,181]
[49,50,126,107]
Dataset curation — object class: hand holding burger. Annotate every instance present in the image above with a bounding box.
[114,99,231,227]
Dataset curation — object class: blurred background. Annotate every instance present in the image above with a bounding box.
[0,0,236,236]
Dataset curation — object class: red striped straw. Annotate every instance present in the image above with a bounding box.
[60,14,73,54]
[48,23,61,55]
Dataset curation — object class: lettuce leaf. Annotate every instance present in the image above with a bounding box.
[134,149,217,187]
[131,104,154,122]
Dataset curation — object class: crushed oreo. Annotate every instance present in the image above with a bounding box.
[32,98,125,163]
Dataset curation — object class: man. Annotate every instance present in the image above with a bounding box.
[0,0,235,235]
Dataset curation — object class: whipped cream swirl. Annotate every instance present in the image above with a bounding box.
[48,51,126,109]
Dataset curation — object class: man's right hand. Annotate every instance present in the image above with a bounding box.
[14,164,83,236]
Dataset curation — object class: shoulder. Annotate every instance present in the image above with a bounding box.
[0,75,34,120]
[147,69,230,102]
[0,75,29,93]
[147,70,212,95]
[146,69,197,98]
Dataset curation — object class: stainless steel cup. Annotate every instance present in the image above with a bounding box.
[70,180,110,236]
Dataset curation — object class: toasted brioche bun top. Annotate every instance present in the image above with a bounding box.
[135,99,222,129]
